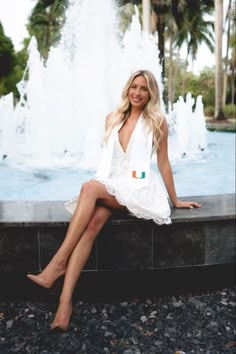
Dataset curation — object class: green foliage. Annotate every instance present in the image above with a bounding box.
[0,22,29,98]
[0,23,15,78]
[174,1,214,60]
[197,68,215,106]
[117,3,142,33]
[204,105,214,117]
[164,59,216,109]
[205,104,236,119]
[223,104,236,118]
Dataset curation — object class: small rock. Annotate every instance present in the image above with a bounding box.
[82,343,86,351]
[6,319,14,329]
[210,321,218,327]
[130,337,138,345]
[173,301,183,307]
[27,314,35,318]
[140,315,147,323]
[221,291,227,295]
[104,331,113,337]
[190,299,206,308]
[155,340,162,346]
[166,313,173,320]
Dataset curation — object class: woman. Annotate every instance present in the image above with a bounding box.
[27,69,201,331]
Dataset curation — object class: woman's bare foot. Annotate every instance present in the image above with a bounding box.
[27,257,66,289]
[50,301,73,332]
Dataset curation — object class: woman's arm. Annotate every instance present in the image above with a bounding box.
[157,119,201,209]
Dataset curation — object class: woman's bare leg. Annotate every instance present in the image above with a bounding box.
[50,205,112,331]
[27,181,124,288]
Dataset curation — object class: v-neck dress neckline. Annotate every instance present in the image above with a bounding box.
[118,116,140,154]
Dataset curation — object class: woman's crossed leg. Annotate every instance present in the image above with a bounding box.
[27,181,125,292]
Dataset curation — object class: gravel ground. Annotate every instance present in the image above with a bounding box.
[0,287,235,354]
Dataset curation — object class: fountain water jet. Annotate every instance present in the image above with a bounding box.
[167,93,207,161]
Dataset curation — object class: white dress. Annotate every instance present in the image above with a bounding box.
[93,129,171,225]
[65,125,171,225]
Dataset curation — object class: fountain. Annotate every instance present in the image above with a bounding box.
[0,0,234,200]
[0,0,165,169]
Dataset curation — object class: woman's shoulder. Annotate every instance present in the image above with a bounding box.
[105,112,115,130]
[160,116,168,130]
[106,112,114,120]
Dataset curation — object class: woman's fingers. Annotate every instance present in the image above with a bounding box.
[174,200,202,208]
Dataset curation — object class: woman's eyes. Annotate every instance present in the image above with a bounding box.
[130,85,148,91]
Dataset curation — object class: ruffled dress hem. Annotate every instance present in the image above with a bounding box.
[92,176,172,225]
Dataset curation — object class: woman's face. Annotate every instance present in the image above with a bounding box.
[128,75,150,110]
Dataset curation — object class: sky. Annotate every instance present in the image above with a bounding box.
[0,0,229,75]
[0,0,37,50]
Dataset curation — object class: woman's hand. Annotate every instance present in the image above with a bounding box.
[173,200,202,209]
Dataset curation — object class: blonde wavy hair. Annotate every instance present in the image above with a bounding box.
[105,69,164,152]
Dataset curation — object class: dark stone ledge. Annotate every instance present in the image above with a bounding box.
[0,194,235,278]
[0,194,235,227]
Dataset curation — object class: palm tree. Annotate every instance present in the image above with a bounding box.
[174,1,214,95]
[223,0,231,105]
[28,0,66,58]
[229,33,236,105]
[223,0,235,106]
[165,13,178,105]
[214,0,225,119]
[152,0,186,77]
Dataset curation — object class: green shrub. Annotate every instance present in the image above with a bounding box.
[224,104,236,118]
[204,105,235,118]
[204,106,214,117]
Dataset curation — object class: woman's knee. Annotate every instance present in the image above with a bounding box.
[80,181,97,197]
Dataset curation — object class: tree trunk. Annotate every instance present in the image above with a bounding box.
[156,15,165,79]
[168,32,174,107]
[223,0,231,105]
[142,0,151,32]
[231,66,235,105]
[172,51,180,103]
[214,0,225,120]
[182,47,189,97]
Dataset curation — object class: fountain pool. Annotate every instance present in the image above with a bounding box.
[1,131,235,201]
